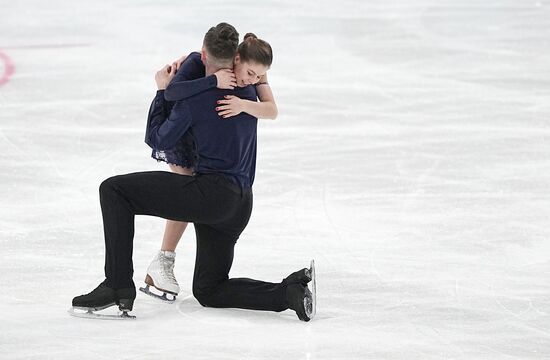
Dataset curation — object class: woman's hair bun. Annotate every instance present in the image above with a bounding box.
[243,33,258,41]
[237,32,273,67]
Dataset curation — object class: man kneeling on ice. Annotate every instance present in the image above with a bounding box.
[71,22,315,321]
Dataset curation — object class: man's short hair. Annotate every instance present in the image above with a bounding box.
[203,23,239,66]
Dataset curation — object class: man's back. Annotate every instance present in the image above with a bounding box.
[185,86,258,188]
[145,84,259,189]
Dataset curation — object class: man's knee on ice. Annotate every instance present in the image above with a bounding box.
[193,286,220,308]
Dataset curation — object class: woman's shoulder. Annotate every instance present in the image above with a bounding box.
[188,51,202,61]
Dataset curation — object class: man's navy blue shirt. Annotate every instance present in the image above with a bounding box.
[145,83,258,189]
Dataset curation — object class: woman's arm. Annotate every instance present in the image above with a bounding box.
[216,74,278,119]
[145,66,194,150]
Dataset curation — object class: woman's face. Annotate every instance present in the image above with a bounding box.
[233,55,268,87]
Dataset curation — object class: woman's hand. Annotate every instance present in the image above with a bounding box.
[214,69,237,89]
[216,95,244,118]
[155,64,177,90]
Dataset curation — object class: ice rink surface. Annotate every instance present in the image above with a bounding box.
[1,0,550,358]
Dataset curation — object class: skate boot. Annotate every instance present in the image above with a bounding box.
[285,260,316,321]
[283,268,312,286]
[70,281,136,320]
[139,250,180,302]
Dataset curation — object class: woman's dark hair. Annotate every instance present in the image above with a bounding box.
[203,23,239,64]
[237,33,273,68]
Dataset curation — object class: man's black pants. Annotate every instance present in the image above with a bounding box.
[99,171,287,312]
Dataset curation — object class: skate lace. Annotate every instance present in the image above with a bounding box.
[159,253,177,284]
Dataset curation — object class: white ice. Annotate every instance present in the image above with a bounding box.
[1,0,550,359]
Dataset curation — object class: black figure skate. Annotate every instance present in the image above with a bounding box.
[69,281,136,320]
[285,259,316,321]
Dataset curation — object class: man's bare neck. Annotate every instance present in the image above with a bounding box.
[205,64,217,76]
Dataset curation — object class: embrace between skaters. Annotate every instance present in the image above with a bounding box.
[71,23,316,322]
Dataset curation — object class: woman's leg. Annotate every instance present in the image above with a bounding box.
[160,164,193,251]
[145,165,194,298]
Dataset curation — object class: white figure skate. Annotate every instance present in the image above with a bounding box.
[139,251,180,302]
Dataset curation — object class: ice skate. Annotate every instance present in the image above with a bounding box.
[284,262,313,286]
[285,259,316,321]
[307,259,316,319]
[70,281,136,320]
[139,250,180,302]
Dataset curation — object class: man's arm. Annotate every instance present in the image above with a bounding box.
[145,90,193,151]
[165,75,218,101]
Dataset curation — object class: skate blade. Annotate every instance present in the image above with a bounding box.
[139,285,177,302]
[304,259,316,320]
[68,307,136,320]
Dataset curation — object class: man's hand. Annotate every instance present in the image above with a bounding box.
[216,95,244,118]
[214,69,237,89]
[155,64,177,90]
